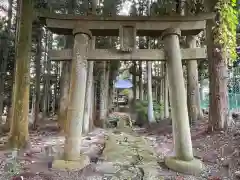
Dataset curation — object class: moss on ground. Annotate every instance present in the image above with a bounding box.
[102,131,158,166]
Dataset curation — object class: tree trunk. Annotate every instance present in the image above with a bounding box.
[139,61,143,100]
[147,61,155,123]
[90,81,95,130]
[30,94,35,125]
[160,63,164,119]
[99,62,107,127]
[0,0,13,122]
[8,0,33,149]
[164,63,170,118]
[196,78,203,119]
[4,106,12,132]
[108,85,114,110]
[105,62,110,115]
[86,0,96,132]
[209,48,229,131]
[43,32,52,118]
[32,26,42,129]
[52,83,57,114]
[207,21,229,131]
[132,62,137,103]
[199,61,205,103]
[83,61,94,134]
[5,0,22,132]
[93,79,99,127]
[198,61,205,120]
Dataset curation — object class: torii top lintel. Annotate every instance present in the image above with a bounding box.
[37,10,215,37]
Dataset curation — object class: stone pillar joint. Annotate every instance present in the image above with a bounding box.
[73,27,92,39]
[162,28,181,40]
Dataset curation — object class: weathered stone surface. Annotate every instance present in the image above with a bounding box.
[165,156,205,175]
[49,48,207,61]
[106,112,132,129]
[120,25,136,52]
[52,154,90,170]
[83,144,103,160]
[163,28,194,161]
[39,12,215,36]
[63,32,89,161]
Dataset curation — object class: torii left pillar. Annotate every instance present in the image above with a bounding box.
[52,28,91,170]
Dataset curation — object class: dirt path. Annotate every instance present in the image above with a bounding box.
[0,127,196,180]
[98,128,160,179]
[1,118,240,179]
[94,127,209,180]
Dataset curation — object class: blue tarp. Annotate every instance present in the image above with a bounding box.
[114,79,133,89]
[236,46,240,53]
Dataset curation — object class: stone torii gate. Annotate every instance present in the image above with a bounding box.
[38,11,213,175]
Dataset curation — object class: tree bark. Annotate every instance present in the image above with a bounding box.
[147,61,155,123]
[82,36,95,134]
[199,61,205,103]
[0,0,13,122]
[8,0,33,149]
[99,62,107,127]
[32,26,42,129]
[4,0,17,132]
[89,80,95,130]
[43,32,52,118]
[139,61,143,100]
[105,62,110,115]
[85,0,96,132]
[93,79,99,127]
[164,63,169,118]
[52,83,57,114]
[207,20,229,131]
[160,63,164,119]
[30,94,35,125]
[83,61,94,134]
[132,62,137,104]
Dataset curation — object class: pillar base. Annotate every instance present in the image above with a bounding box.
[164,156,204,175]
[52,154,90,171]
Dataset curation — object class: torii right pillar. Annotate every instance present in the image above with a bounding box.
[162,28,204,175]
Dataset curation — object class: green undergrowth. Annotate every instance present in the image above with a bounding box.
[135,100,164,121]
[213,0,238,62]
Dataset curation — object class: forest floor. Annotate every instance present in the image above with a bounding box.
[0,115,240,179]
